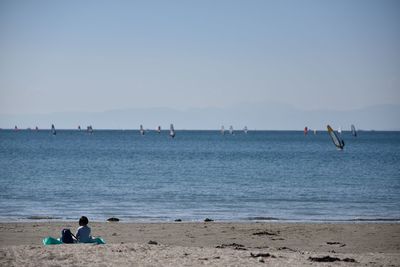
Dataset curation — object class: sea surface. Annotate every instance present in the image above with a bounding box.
[0,130,399,222]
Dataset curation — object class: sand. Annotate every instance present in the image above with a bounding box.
[0,222,399,266]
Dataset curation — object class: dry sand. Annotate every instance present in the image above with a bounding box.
[0,222,399,266]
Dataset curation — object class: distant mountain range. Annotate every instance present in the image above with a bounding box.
[1,103,399,131]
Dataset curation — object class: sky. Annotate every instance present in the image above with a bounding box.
[0,0,399,120]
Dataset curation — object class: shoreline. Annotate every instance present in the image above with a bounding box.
[2,216,400,224]
[1,222,399,266]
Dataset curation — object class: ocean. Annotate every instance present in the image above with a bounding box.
[0,129,399,222]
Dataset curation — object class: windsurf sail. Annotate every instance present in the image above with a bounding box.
[221,125,225,135]
[140,125,145,135]
[327,125,345,149]
[351,124,357,137]
[51,124,56,135]
[304,126,308,135]
[338,126,342,135]
[157,126,161,134]
[170,124,175,138]
[229,126,233,135]
[244,126,248,134]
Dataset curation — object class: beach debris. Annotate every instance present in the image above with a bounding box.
[107,217,120,222]
[308,256,357,263]
[326,241,341,245]
[216,243,247,250]
[250,252,276,258]
[112,233,117,236]
[342,258,357,262]
[204,218,214,222]
[148,240,158,245]
[174,219,182,222]
[309,256,340,262]
[327,241,346,247]
[253,230,279,236]
[277,246,296,252]
[198,257,208,261]
[258,257,265,263]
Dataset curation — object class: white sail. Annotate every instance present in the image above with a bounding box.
[221,126,225,135]
[140,125,145,135]
[170,124,175,138]
[351,124,357,137]
[229,126,233,135]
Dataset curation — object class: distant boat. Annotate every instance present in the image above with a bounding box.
[170,124,175,138]
[244,126,248,134]
[51,124,56,135]
[14,125,18,131]
[313,129,317,135]
[157,126,161,134]
[338,126,342,135]
[87,125,93,134]
[35,126,39,131]
[304,126,308,135]
[351,124,357,137]
[140,125,145,135]
[221,125,225,135]
[78,125,81,131]
[327,125,345,150]
[229,126,233,135]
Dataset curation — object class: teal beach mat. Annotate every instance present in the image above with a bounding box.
[43,237,105,245]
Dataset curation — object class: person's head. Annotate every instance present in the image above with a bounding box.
[79,216,89,226]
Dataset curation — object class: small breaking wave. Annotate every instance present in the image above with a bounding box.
[26,216,62,220]
[245,217,282,221]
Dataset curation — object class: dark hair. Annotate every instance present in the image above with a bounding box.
[79,216,89,226]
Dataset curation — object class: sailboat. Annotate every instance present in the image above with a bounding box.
[327,125,345,150]
[78,125,81,131]
[351,124,357,137]
[229,126,233,135]
[157,126,161,134]
[170,124,175,138]
[51,124,56,135]
[140,125,145,135]
[221,126,225,135]
[87,125,93,134]
[244,126,248,134]
[304,126,308,135]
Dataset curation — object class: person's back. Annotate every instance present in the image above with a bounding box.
[76,216,92,243]
[76,225,92,243]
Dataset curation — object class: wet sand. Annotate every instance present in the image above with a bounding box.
[1,222,399,266]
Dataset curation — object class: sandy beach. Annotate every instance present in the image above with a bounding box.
[0,222,399,266]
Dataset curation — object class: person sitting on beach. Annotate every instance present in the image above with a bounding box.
[75,216,92,243]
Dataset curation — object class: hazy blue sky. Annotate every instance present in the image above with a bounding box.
[1,0,399,115]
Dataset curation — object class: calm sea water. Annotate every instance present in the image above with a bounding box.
[0,130,399,222]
